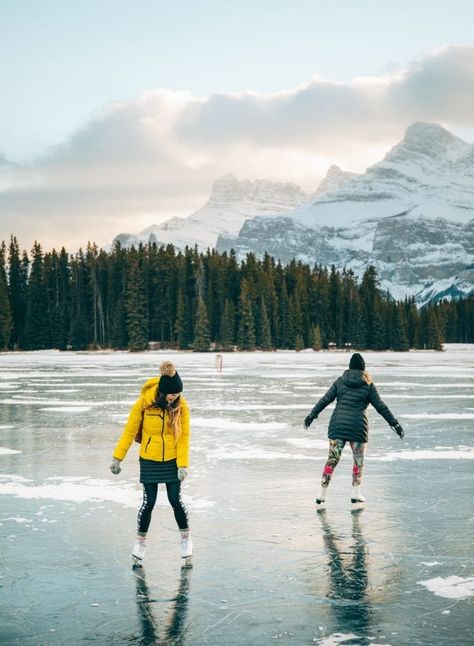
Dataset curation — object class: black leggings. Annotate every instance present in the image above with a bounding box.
[137,482,189,534]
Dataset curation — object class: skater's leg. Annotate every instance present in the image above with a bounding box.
[133,483,158,563]
[349,442,366,486]
[350,442,367,503]
[166,482,192,559]
[166,482,189,530]
[137,483,158,534]
[317,439,346,505]
[321,439,346,488]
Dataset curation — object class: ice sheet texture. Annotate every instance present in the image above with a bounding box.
[0,345,473,645]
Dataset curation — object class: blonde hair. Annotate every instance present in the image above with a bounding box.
[160,361,182,442]
[361,370,372,385]
[168,398,182,442]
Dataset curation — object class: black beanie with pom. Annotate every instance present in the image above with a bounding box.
[158,361,183,394]
[349,353,366,371]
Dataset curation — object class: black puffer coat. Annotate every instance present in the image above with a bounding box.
[310,369,398,443]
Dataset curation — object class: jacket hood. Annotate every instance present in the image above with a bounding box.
[342,369,371,387]
[141,377,160,405]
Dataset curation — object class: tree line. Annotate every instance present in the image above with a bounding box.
[0,237,472,352]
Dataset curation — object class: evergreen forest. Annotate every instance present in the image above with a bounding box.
[0,237,472,352]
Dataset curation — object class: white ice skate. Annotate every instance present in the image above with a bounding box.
[132,538,146,566]
[180,532,193,567]
[351,486,366,508]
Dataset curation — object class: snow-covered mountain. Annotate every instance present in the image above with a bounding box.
[292,122,474,228]
[217,123,474,305]
[112,174,309,250]
[311,164,359,199]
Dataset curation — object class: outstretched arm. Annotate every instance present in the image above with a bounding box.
[305,381,338,427]
[113,397,144,461]
[369,384,399,428]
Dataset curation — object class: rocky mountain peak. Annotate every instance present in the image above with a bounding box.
[205,174,308,210]
[384,121,472,164]
[314,164,359,198]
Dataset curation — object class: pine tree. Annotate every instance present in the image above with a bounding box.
[406,299,420,348]
[361,266,385,349]
[352,298,368,349]
[329,265,344,346]
[126,255,148,351]
[108,244,128,349]
[220,299,235,350]
[295,334,305,351]
[311,325,322,351]
[391,305,410,351]
[175,288,187,349]
[426,308,443,351]
[370,307,386,350]
[256,296,272,350]
[237,279,256,350]
[69,251,90,350]
[193,298,211,351]
[8,236,28,349]
[277,278,290,349]
[0,243,12,349]
[24,242,51,350]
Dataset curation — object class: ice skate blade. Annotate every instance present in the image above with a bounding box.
[351,500,365,510]
[182,556,193,568]
[315,499,326,511]
[132,555,143,567]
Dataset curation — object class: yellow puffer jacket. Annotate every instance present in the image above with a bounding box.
[113,377,190,467]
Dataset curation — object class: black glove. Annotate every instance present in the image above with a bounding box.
[304,413,315,429]
[392,423,405,439]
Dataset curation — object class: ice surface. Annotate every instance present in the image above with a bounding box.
[0,346,473,645]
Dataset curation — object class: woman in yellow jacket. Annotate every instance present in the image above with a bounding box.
[110,361,191,565]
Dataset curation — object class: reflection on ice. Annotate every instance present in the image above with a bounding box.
[133,566,192,645]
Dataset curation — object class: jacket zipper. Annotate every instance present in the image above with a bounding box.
[144,437,151,453]
[161,413,165,461]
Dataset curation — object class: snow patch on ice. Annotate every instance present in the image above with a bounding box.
[42,389,82,393]
[207,447,318,461]
[0,474,214,510]
[39,406,93,412]
[208,404,310,410]
[372,448,474,460]
[400,413,474,420]
[0,425,16,430]
[0,447,21,455]
[314,634,362,646]
[286,437,329,450]
[418,576,474,599]
[421,561,442,567]
[192,417,288,431]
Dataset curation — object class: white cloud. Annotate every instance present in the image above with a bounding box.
[1,44,473,250]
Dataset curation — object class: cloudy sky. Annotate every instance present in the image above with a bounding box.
[1,0,473,250]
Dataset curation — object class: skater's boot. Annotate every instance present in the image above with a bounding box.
[351,485,366,505]
[180,529,193,559]
[316,486,327,509]
[132,535,146,565]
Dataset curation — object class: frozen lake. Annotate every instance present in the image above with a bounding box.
[1,347,473,645]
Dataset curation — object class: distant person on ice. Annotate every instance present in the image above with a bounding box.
[110,361,192,565]
[304,353,404,508]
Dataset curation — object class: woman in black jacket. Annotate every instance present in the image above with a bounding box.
[304,353,404,507]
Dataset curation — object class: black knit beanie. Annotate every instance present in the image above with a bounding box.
[158,361,183,394]
[349,352,365,371]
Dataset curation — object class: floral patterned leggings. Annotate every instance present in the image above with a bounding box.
[321,439,367,488]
